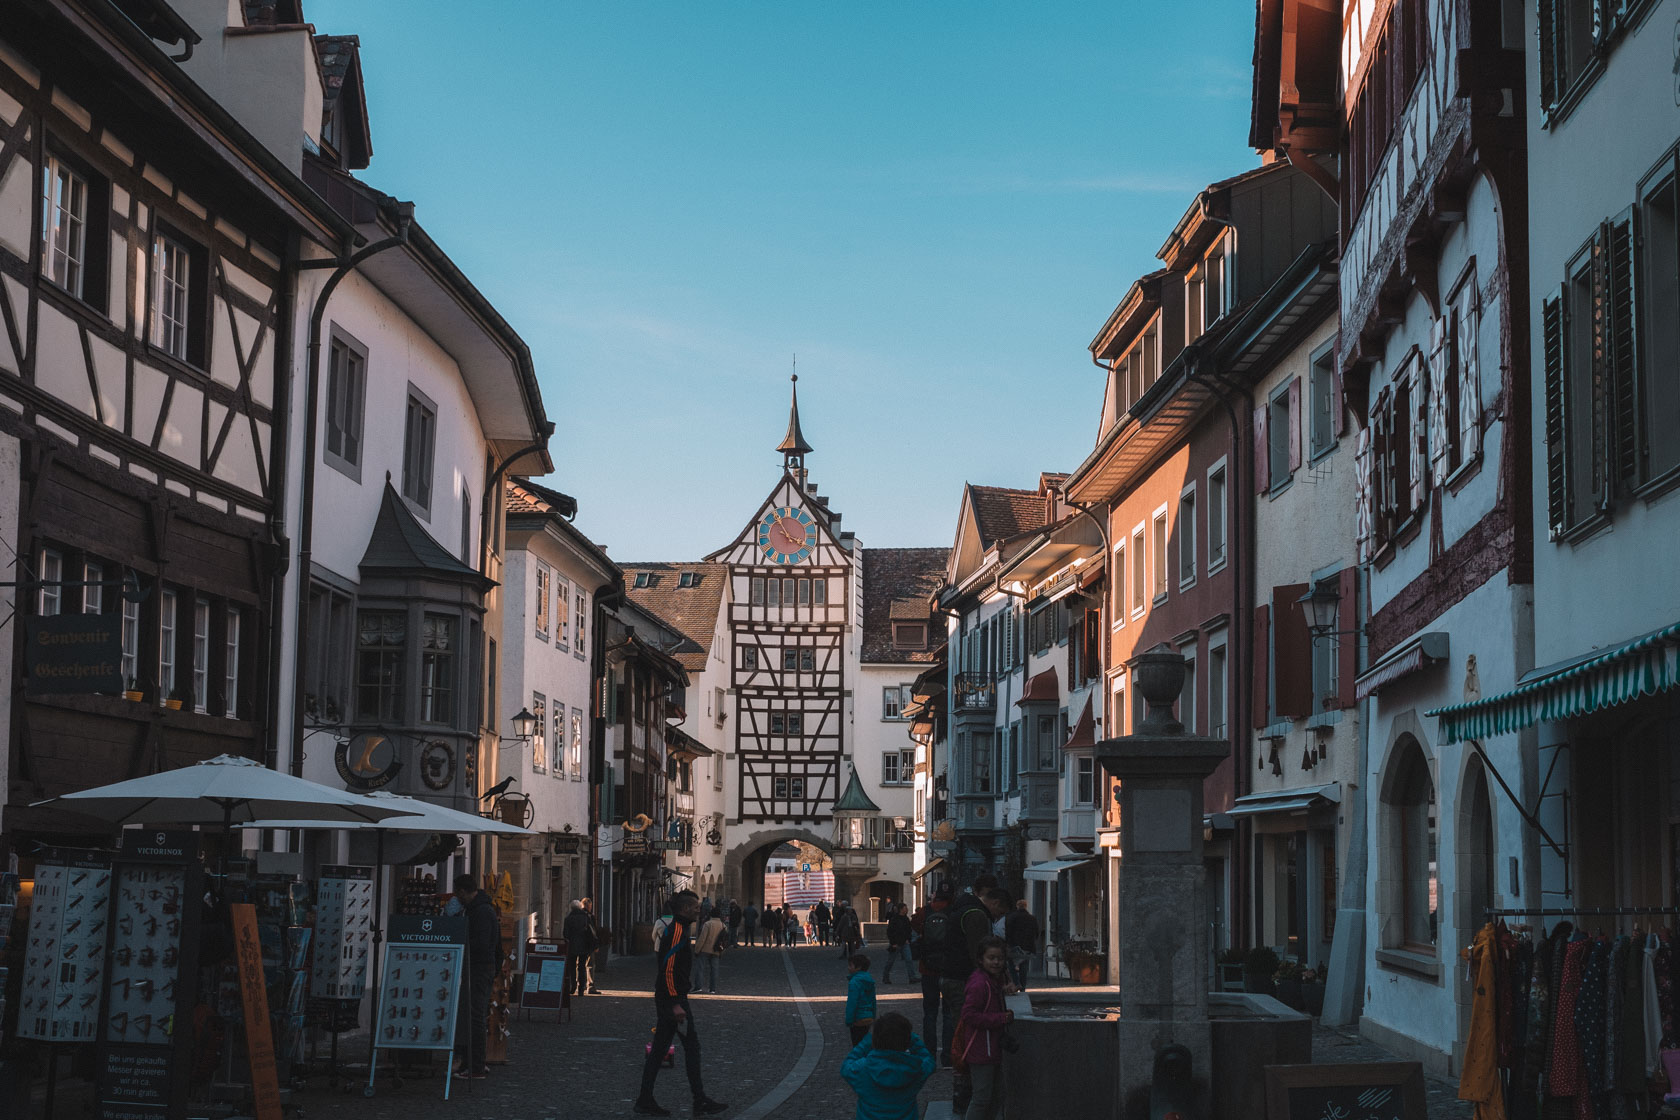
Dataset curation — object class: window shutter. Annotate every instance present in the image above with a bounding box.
[1427,317,1451,486]
[1335,567,1358,710]
[1287,378,1303,473]
[1332,363,1346,438]
[1087,609,1102,678]
[1251,603,1270,730]
[1273,584,1312,719]
[1355,426,1374,562]
[1537,0,1558,109]
[1459,289,1482,463]
[1542,291,1569,534]
[1254,405,1271,493]
[1606,209,1639,488]
[1590,226,1612,508]
[1410,360,1429,510]
[1067,620,1079,683]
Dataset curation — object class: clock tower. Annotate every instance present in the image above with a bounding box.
[711,376,855,824]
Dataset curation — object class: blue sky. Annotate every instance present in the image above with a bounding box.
[322,1,1261,561]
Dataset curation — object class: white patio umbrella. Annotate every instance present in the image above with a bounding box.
[31,753,422,831]
[241,790,535,1078]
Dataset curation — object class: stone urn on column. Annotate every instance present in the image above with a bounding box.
[1095,644,1229,1118]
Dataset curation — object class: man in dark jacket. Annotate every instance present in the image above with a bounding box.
[561,900,597,996]
[1004,899,1040,992]
[813,899,832,946]
[635,890,727,1116]
[929,881,999,1066]
[452,875,501,1078]
[881,903,913,984]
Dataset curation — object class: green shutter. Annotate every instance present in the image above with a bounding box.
[1542,291,1569,533]
[1606,208,1640,488]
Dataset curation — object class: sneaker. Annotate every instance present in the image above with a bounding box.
[632,1097,670,1116]
[693,1097,728,1115]
[468,1069,489,1080]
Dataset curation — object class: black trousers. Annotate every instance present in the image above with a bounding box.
[453,959,492,1071]
[639,998,704,1099]
[566,951,590,995]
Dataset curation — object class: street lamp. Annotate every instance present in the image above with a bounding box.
[1296,580,1358,643]
[510,707,537,741]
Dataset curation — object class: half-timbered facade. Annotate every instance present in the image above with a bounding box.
[1253,0,1531,1072]
[1,0,354,844]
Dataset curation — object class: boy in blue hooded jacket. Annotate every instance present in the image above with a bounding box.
[841,1012,936,1120]
[845,952,878,1045]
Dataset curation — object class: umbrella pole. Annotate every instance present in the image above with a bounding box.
[365,830,385,1083]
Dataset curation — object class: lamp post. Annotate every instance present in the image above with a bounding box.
[510,707,537,742]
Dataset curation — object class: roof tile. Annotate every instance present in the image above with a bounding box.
[619,562,727,672]
[861,548,950,663]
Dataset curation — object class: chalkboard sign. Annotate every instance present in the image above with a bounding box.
[1264,1062,1425,1120]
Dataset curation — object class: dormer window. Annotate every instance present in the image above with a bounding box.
[679,572,700,588]
[892,621,928,651]
[633,572,653,589]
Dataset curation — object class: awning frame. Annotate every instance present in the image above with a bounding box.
[1354,631,1449,700]
[1022,856,1099,881]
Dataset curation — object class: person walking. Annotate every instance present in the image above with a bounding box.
[561,899,597,997]
[742,902,759,947]
[694,908,726,994]
[633,890,728,1116]
[840,1012,936,1120]
[881,903,913,985]
[836,902,863,958]
[954,936,1014,1120]
[581,897,603,992]
[727,899,743,947]
[814,899,832,946]
[1003,899,1039,993]
[910,889,948,1065]
[845,952,878,1046]
[924,882,998,1068]
[451,875,501,1079]
[762,906,780,947]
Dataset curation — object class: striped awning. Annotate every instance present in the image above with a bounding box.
[1427,621,1680,744]
[1355,631,1450,700]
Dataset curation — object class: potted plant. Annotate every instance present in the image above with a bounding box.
[163,688,184,711]
[1273,958,1304,1009]
[1216,947,1246,991]
[1300,964,1326,1015]
[1243,945,1279,995]
[123,678,144,703]
[1060,938,1104,984]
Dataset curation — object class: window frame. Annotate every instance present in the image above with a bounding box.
[148,220,208,368]
[1151,506,1169,604]
[892,620,928,650]
[1206,459,1228,572]
[324,327,368,480]
[1308,340,1338,462]
[531,691,548,772]
[401,384,438,516]
[419,613,458,727]
[534,565,550,639]
[40,146,109,311]
[1110,538,1126,631]
[1207,631,1228,740]
[1129,524,1146,618]
[1638,147,1680,495]
[1177,484,1197,590]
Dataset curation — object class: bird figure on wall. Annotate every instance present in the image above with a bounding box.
[480,775,517,802]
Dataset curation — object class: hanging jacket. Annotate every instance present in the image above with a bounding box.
[846,969,878,1026]
[841,1033,937,1120]
[1457,923,1508,1120]
[957,968,1012,1067]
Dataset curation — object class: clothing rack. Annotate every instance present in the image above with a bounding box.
[1486,906,1680,918]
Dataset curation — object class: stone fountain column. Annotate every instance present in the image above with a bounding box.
[1095,645,1229,1116]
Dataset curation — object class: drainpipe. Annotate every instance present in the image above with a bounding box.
[261,229,301,778]
[288,205,414,779]
[589,577,626,930]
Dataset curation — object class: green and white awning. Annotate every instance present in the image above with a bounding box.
[1427,621,1680,744]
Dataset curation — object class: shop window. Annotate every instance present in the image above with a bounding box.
[1382,737,1438,954]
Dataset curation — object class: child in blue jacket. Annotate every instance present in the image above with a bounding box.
[841,1012,936,1120]
[845,952,877,1045]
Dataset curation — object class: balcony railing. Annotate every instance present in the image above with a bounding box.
[1060,807,1097,841]
[953,673,997,713]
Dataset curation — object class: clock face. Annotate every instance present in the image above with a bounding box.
[757,506,817,564]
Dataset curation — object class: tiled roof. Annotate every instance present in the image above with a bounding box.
[860,548,949,663]
[619,562,727,673]
[314,34,359,101]
[969,485,1046,547]
[506,477,578,520]
[1017,667,1060,705]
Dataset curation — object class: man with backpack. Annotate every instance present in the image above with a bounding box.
[921,880,996,1067]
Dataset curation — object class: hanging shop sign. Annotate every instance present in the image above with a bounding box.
[17,849,113,1042]
[26,614,123,695]
[419,741,455,790]
[95,830,203,1120]
[336,732,401,790]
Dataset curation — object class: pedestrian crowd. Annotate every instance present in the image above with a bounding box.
[628,876,1039,1118]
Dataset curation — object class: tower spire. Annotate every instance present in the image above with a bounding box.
[777,362,813,470]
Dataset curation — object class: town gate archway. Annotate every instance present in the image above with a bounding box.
[723,827,839,909]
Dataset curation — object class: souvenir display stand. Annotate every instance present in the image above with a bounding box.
[515,939,570,1022]
[365,914,466,1099]
[93,830,204,1120]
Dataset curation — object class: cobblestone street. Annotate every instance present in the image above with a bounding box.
[288,944,1475,1120]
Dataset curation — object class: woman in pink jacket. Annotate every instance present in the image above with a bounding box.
[956,935,1014,1119]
